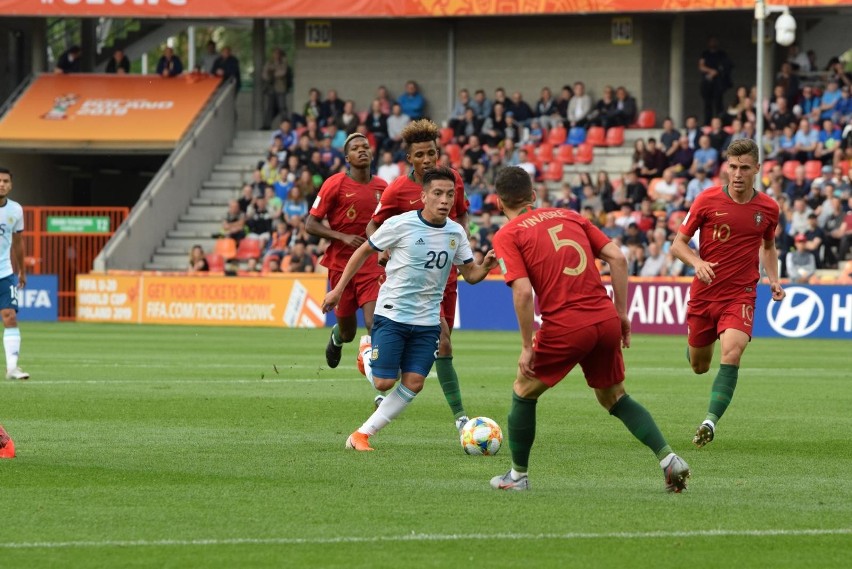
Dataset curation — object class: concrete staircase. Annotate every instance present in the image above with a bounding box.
[560,127,658,182]
[144,130,272,271]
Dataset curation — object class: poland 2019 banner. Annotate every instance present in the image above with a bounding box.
[454,279,852,340]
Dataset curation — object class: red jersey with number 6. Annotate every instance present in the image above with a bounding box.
[493,208,616,331]
[678,186,779,302]
[371,169,468,224]
[310,172,387,273]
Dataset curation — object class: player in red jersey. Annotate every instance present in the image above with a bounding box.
[0,423,14,459]
[489,166,689,492]
[671,139,785,448]
[306,134,387,403]
[364,119,472,434]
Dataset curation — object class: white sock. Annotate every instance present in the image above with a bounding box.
[510,469,527,480]
[659,452,676,469]
[4,328,20,371]
[362,347,376,388]
[358,383,417,436]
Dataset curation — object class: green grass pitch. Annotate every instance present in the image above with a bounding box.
[1,323,850,567]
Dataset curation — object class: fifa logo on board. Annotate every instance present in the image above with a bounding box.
[42,93,78,120]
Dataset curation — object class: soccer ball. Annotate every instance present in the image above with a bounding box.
[460,416,503,456]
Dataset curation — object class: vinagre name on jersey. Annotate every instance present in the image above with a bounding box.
[516,210,567,229]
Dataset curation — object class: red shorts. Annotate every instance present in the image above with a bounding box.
[687,297,755,348]
[532,316,625,389]
[440,269,458,330]
[328,269,384,318]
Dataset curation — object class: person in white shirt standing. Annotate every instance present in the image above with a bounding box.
[322,167,496,451]
[0,168,27,381]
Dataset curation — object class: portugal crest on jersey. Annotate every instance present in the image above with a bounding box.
[754,211,763,226]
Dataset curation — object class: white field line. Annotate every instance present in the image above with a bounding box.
[1,528,849,550]
[13,378,332,385]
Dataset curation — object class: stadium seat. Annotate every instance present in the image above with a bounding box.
[206,253,225,272]
[723,125,734,135]
[586,126,606,147]
[213,238,237,260]
[235,238,263,261]
[804,160,823,180]
[468,192,484,214]
[575,142,594,164]
[762,159,778,175]
[521,143,536,157]
[667,211,687,233]
[444,143,462,168]
[633,109,656,128]
[557,144,575,164]
[544,160,565,182]
[840,160,850,177]
[567,127,587,146]
[547,126,567,145]
[782,160,801,180]
[261,254,279,273]
[604,126,625,147]
[440,127,455,145]
[647,177,663,201]
[536,142,554,163]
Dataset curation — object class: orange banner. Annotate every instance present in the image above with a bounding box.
[0,74,221,150]
[0,0,850,18]
[76,274,328,328]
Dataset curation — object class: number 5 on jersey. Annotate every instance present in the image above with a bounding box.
[548,224,587,276]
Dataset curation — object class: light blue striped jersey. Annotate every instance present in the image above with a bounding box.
[369,210,473,326]
[0,198,24,279]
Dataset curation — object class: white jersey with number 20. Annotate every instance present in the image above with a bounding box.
[0,198,24,279]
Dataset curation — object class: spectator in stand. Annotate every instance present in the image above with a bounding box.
[503,111,522,146]
[630,139,647,177]
[837,123,852,166]
[803,213,826,267]
[553,182,579,211]
[470,89,493,121]
[480,103,505,147]
[237,183,257,213]
[817,80,842,123]
[303,88,323,124]
[680,115,698,149]
[335,100,359,135]
[385,103,410,155]
[640,138,667,180]
[775,62,800,105]
[768,96,796,132]
[493,87,510,114]
[377,151,401,183]
[265,219,292,261]
[691,134,719,176]
[449,89,471,131]
[292,134,314,168]
[835,84,852,124]
[212,46,240,90]
[635,198,657,233]
[284,185,309,226]
[273,166,294,201]
[375,85,393,115]
[698,36,734,125]
[188,245,209,273]
[798,85,820,119]
[271,118,298,152]
[464,135,487,166]
[787,44,811,73]
[552,85,572,122]
[792,118,819,162]
[659,117,681,151]
[588,86,616,127]
[455,108,484,146]
[262,47,291,129]
[245,195,274,248]
[651,169,680,212]
[604,86,637,128]
[785,166,811,200]
[686,167,712,207]
[601,212,625,240]
[535,87,559,130]
[526,119,544,145]
[508,91,534,125]
[200,40,218,73]
[55,45,82,74]
[596,170,617,213]
[789,197,814,236]
[722,86,748,127]
[220,200,246,243]
[624,170,647,209]
[308,149,331,182]
[665,135,695,178]
[787,234,816,282]
[397,80,425,120]
[263,257,282,274]
[260,154,281,186]
[459,156,476,186]
[517,149,537,180]
[777,124,797,163]
[567,81,592,128]
[285,241,315,273]
[822,195,847,267]
[640,242,669,277]
[320,89,344,126]
[325,123,348,151]
[815,119,843,165]
[721,118,745,157]
[826,56,852,88]
[156,46,183,78]
[105,48,130,74]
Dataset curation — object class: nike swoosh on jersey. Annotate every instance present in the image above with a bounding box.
[714,211,729,216]
[409,199,421,204]
[345,193,356,197]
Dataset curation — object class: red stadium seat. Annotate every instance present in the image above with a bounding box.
[804,160,823,180]
[544,160,565,182]
[633,109,656,128]
[521,143,536,157]
[586,126,606,147]
[536,142,554,163]
[647,177,663,201]
[440,127,455,145]
[782,160,801,180]
[443,143,462,168]
[604,126,625,147]
[575,143,594,164]
[547,126,567,145]
[235,238,263,261]
[557,144,575,164]
[213,238,237,260]
[761,159,778,175]
[205,253,225,272]
[840,160,850,177]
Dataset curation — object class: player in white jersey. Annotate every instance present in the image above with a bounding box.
[0,167,28,382]
[322,167,496,451]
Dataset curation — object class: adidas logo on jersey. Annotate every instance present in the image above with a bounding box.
[415,238,426,245]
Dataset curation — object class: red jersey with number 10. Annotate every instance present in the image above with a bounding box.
[493,208,616,331]
[678,185,779,302]
[371,169,468,224]
[310,172,387,272]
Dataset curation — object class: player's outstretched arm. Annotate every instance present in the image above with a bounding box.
[305,214,365,249]
[321,241,376,313]
[457,250,497,284]
[510,277,536,378]
[598,242,631,348]
[671,232,717,285]
[760,238,786,301]
[12,232,26,289]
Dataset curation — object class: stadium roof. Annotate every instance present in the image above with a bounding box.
[1,0,851,19]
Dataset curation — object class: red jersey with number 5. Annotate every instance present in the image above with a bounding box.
[371,169,468,224]
[310,172,387,272]
[493,208,615,330]
[678,186,779,302]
